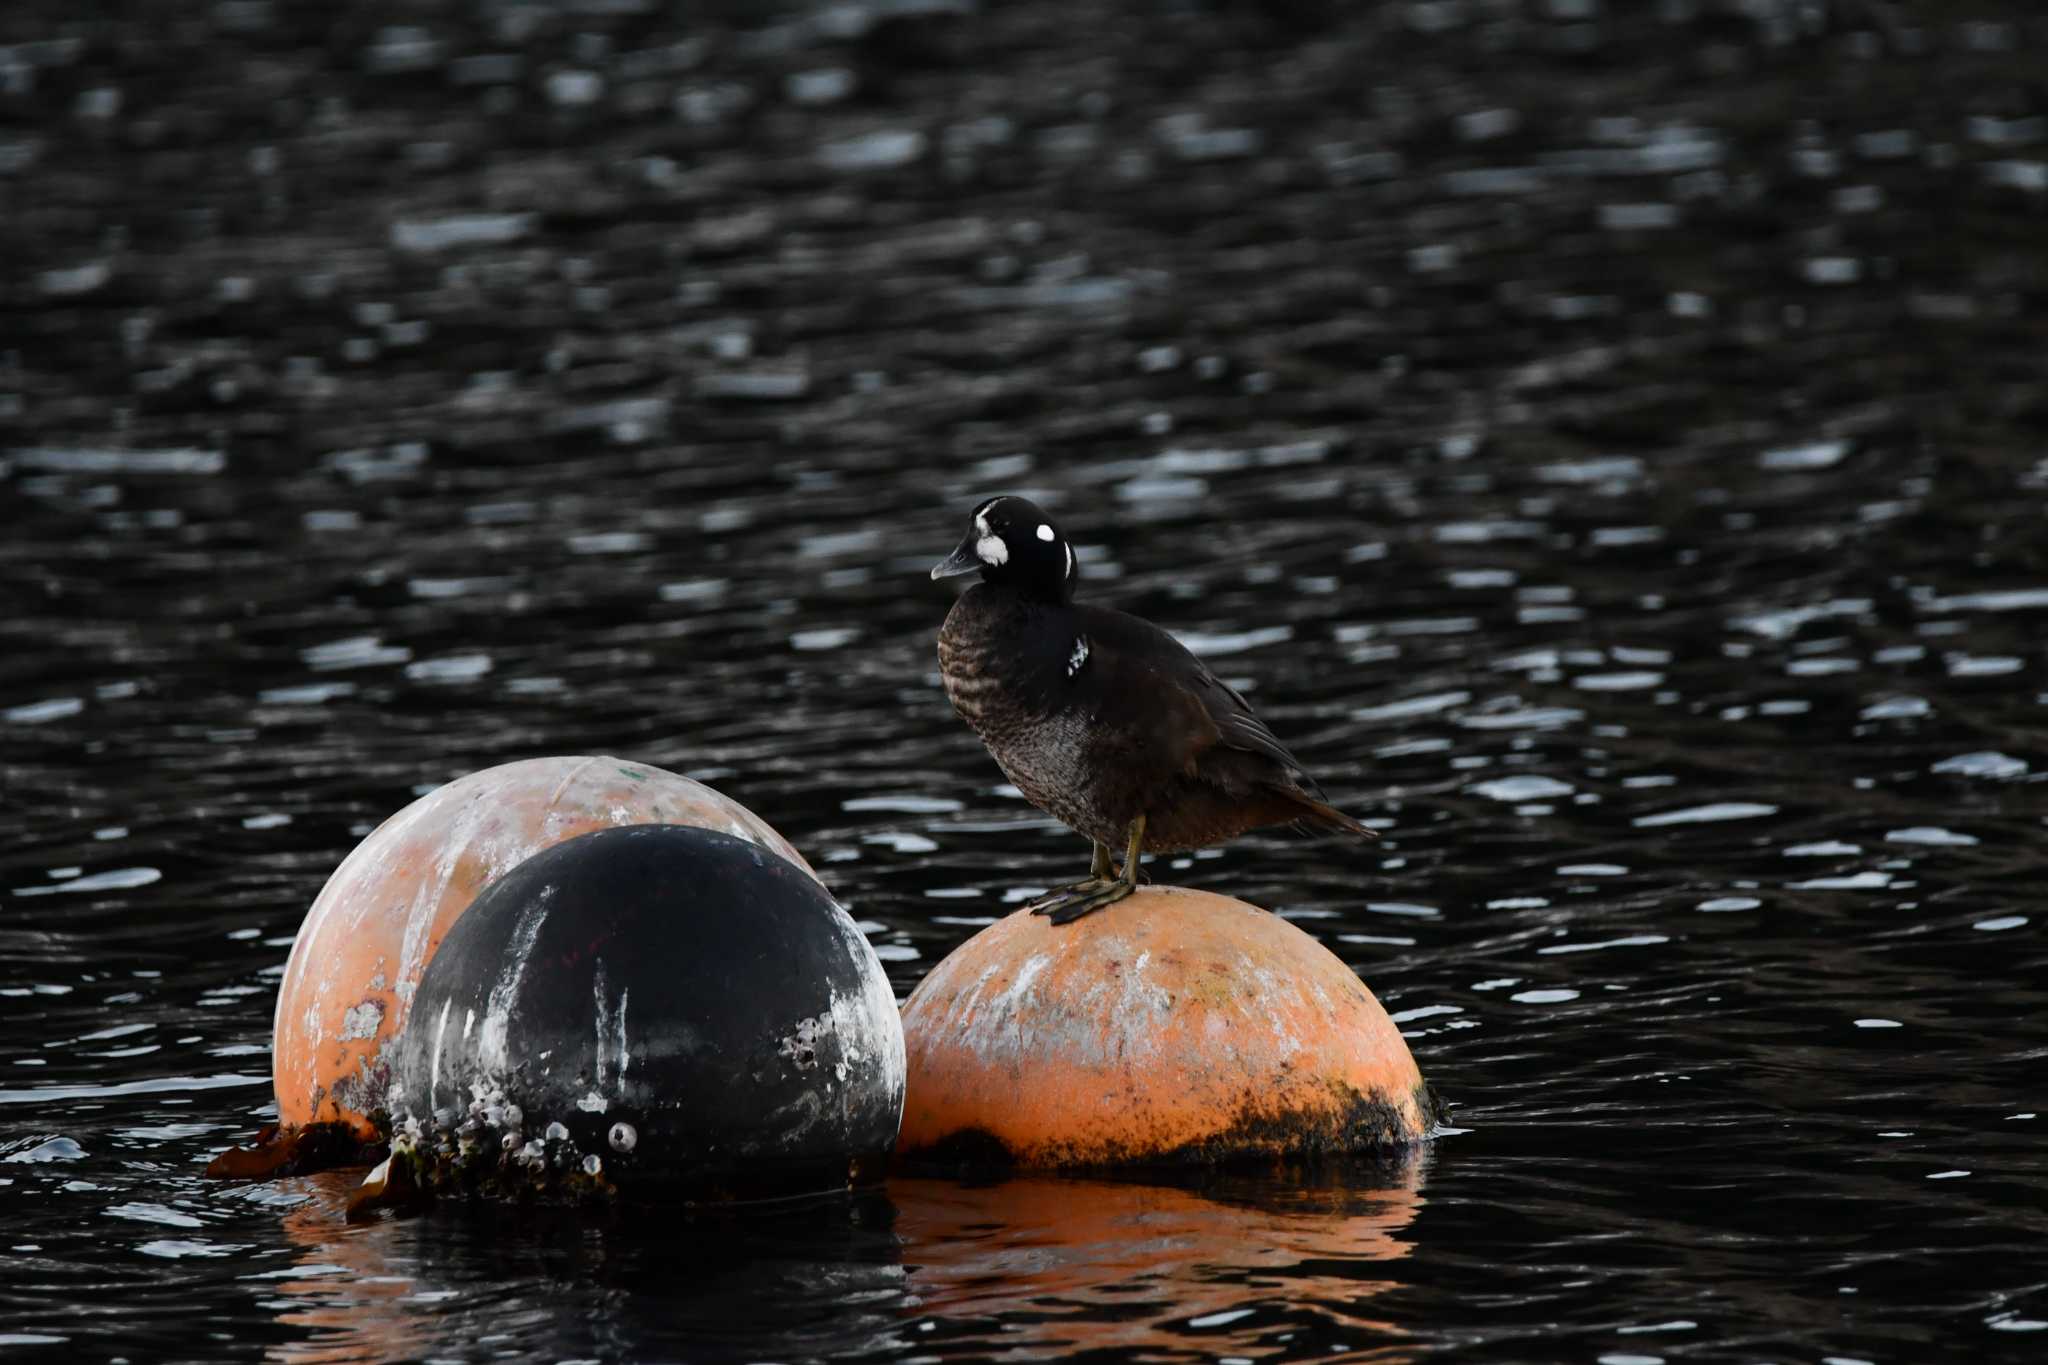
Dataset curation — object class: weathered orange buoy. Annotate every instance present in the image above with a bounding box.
[269,756,814,1142]
[897,887,1437,1167]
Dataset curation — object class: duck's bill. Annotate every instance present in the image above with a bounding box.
[929,540,981,580]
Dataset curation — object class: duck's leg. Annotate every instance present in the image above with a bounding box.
[1023,839,1116,916]
[1044,816,1146,925]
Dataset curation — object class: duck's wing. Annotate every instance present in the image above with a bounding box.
[1073,604,1376,840]
[1073,606,1314,787]
[1195,666,1330,794]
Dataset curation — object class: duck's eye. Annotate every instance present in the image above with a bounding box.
[1035,523,1055,543]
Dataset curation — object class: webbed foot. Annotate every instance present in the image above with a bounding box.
[1025,878,1116,917]
[1042,877,1138,925]
[1034,816,1147,927]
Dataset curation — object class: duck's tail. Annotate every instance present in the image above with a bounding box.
[1288,795,1379,840]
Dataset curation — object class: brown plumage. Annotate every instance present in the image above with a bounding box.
[931,495,1374,924]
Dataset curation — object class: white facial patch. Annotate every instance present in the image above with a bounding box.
[1035,523,1054,542]
[1066,635,1089,677]
[970,507,1008,565]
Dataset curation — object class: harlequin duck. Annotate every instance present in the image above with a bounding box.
[931,494,1376,924]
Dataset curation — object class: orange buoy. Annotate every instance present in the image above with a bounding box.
[896,887,1436,1167]
[269,756,814,1142]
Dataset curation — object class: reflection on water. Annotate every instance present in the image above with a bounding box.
[5,0,2048,1360]
[249,1165,1425,1364]
[897,1166,1423,1360]
[262,1175,915,1365]
[265,1176,436,1365]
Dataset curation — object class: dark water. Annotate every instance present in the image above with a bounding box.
[4,0,2047,1360]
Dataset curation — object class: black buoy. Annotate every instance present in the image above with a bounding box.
[382,824,904,1205]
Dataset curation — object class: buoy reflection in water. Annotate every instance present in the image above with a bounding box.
[893,1162,1425,1357]
[262,1174,913,1364]
[250,1161,1425,1362]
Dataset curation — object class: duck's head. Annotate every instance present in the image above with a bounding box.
[930,495,1076,603]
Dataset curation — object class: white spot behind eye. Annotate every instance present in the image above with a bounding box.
[977,534,1009,566]
[1035,523,1055,542]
